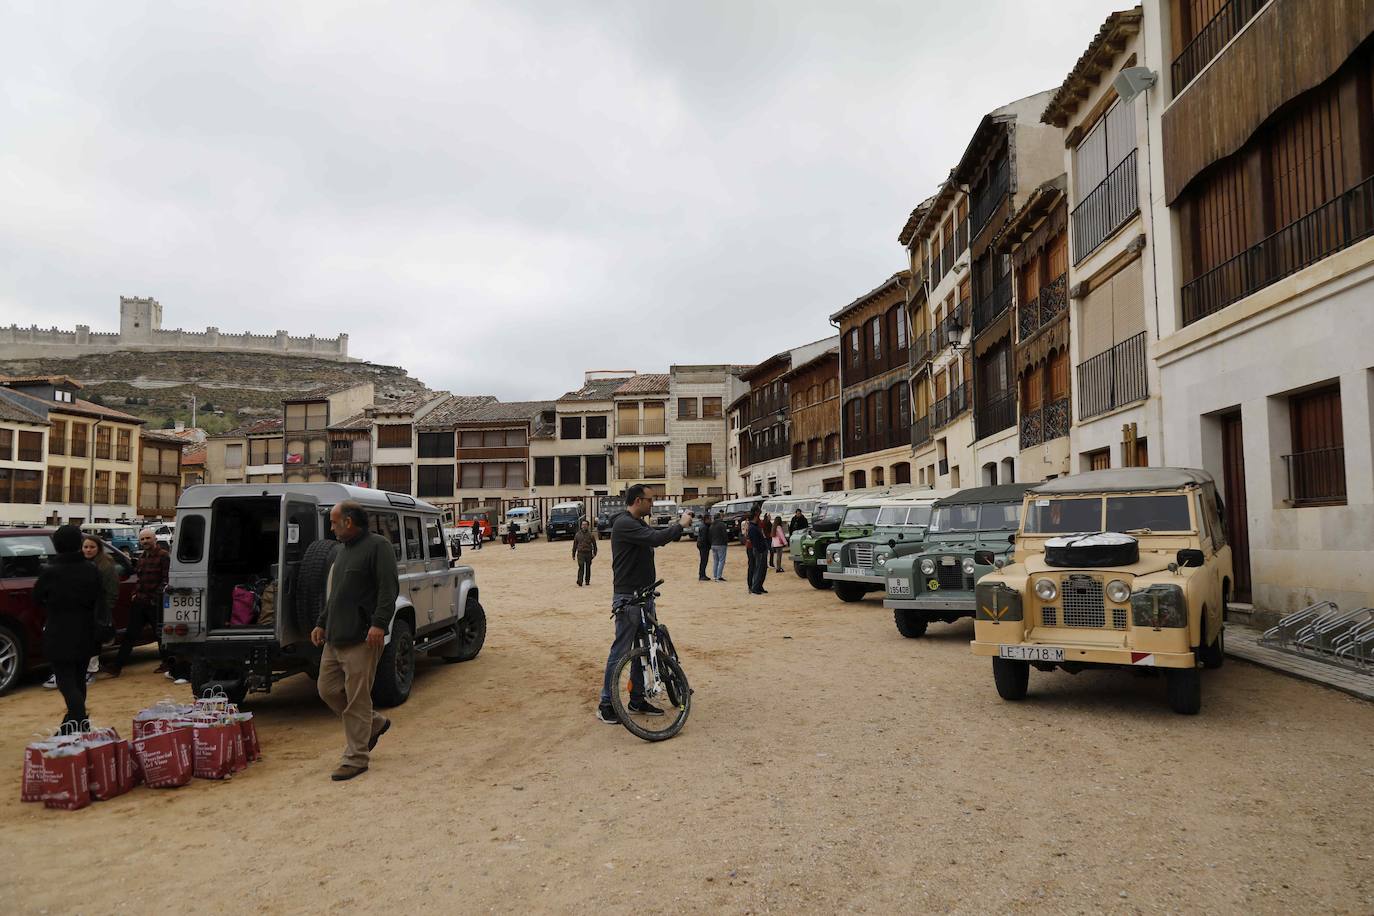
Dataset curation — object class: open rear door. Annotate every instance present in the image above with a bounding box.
[277,493,321,646]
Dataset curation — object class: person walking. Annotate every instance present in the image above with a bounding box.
[709,513,729,581]
[572,519,598,587]
[33,525,108,730]
[473,518,483,551]
[771,517,787,572]
[747,510,770,594]
[106,527,169,678]
[695,514,711,582]
[598,485,691,724]
[507,521,519,550]
[789,507,808,535]
[311,499,399,781]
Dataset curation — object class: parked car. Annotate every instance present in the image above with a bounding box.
[680,499,718,540]
[498,506,542,542]
[81,523,141,557]
[0,529,146,694]
[546,502,586,541]
[455,510,494,542]
[970,468,1230,715]
[882,484,1030,633]
[149,522,175,549]
[822,490,957,602]
[595,506,622,539]
[163,483,486,707]
[649,500,683,538]
[711,497,764,542]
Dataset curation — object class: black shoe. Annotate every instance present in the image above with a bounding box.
[716,577,726,582]
[596,705,619,724]
[368,718,391,751]
[627,699,665,716]
[698,576,709,581]
[757,588,769,594]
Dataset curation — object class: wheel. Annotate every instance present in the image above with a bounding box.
[893,610,928,638]
[295,539,341,636]
[0,624,26,695]
[793,563,806,579]
[444,598,486,663]
[189,657,249,706]
[992,657,1029,701]
[806,564,831,590]
[609,646,691,742]
[1165,666,1201,715]
[372,618,416,707]
[1199,622,1225,670]
[834,581,867,603]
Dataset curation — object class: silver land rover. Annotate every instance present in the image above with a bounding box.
[162,483,485,706]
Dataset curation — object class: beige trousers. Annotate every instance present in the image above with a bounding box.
[318,640,386,768]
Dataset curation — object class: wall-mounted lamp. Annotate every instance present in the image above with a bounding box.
[1113,66,1157,104]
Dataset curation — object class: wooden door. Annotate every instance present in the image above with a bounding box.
[1221,412,1252,602]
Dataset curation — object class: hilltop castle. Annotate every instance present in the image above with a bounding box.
[0,296,351,361]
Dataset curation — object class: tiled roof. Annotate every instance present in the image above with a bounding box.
[213,417,285,439]
[418,395,501,428]
[0,374,84,389]
[829,272,910,324]
[141,429,188,446]
[370,391,448,416]
[0,386,145,424]
[460,400,555,423]
[282,380,373,402]
[1042,7,1144,128]
[0,394,47,425]
[181,445,207,466]
[557,377,629,402]
[614,373,670,396]
[329,411,375,431]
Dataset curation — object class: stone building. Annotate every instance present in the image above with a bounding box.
[137,429,185,521]
[611,374,671,496]
[366,391,459,495]
[667,364,748,500]
[282,383,375,484]
[537,373,630,500]
[416,397,551,515]
[205,418,285,485]
[732,337,836,497]
[0,393,49,524]
[782,346,842,495]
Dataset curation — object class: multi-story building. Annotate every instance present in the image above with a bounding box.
[668,365,746,499]
[612,374,671,496]
[205,418,285,485]
[538,373,629,500]
[326,413,374,487]
[0,393,49,524]
[416,398,549,513]
[0,376,142,524]
[181,444,206,490]
[783,346,843,495]
[366,391,456,495]
[733,337,835,497]
[282,382,375,484]
[831,274,914,489]
[994,175,1072,481]
[1143,0,1374,613]
[137,429,184,521]
[961,90,1062,486]
[1042,7,1163,475]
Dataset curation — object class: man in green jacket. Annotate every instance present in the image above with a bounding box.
[572,519,598,587]
[311,500,400,781]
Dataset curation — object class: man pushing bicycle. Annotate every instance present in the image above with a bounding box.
[598,484,693,724]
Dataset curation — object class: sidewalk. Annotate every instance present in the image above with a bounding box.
[1225,623,1374,702]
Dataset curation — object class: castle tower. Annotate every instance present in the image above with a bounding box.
[119,296,162,343]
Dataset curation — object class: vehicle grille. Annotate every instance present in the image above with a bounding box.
[849,543,875,569]
[936,561,970,592]
[1041,607,1058,627]
[1113,607,1128,629]
[1062,574,1105,628]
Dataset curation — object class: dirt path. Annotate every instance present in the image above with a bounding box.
[3,539,1372,914]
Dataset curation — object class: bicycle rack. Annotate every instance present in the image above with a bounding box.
[1260,602,1374,673]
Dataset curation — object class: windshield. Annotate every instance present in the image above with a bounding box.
[908,506,932,527]
[653,504,679,515]
[931,502,1021,533]
[818,503,846,523]
[876,507,907,526]
[1106,494,1192,532]
[843,507,880,527]
[551,509,581,520]
[0,535,56,577]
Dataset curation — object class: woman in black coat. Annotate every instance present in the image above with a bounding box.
[33,525,107,730]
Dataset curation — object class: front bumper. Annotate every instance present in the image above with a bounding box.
[970,639,1196,669]
[885,596,975,612]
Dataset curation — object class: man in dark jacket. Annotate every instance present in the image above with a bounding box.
[708,513,729,581]
[311,500,400,781]
[789,508,808,534]
[746,510,770,594]
[33,525,107,729]
[572,519,598,586]
[598,485,691,724]
[694,514,711,581]
[107,527,169,677]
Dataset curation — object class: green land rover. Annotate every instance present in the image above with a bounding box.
[822,490,957,602]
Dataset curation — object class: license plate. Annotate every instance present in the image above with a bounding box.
[999,645,1064,662]
[165,589,204,625]
[888,581,911,597]
[843,567,868,578]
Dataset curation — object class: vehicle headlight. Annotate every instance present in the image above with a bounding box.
[975,582,1023,622]
[1034,578,1058,602]
[1105,579,1132,604]
[875,555,887,567]
[919,558,936,576]
[1131,584,1187,628]
[804,546,814,557]
[961,557,976,576]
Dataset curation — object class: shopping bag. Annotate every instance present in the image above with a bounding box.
[41,744,91,811]
[133,700,192,739]
[229,586,258,626]
[132,722,193,788]
[114,738,139,793]
[21,741,61,802]
[233,712,261,762]
[192,721,235,780]
[83,736,121,801]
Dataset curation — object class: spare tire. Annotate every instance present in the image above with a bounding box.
[295,539,342,636]
[1045,532,1138,568]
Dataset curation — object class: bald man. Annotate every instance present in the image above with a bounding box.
[107,527,170,677]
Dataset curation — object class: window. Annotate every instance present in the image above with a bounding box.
[70,422,88,458]
[849,328,860,368]
[1049,349,1070,401]
[16,430,42,463]
[585,455,607,485]
[505,428,527,446]
[177,515,205,563]
[418,432,454,458]
[896,382,910,428]
[894,306,907,351]
[93,470,111,504]
[402,515,424,562]
[1073,101,1135,204]
[46,467,64,502]
[417,465,454,498]
[160,446,179,476]
[113,428,131,462]
[534,456,555,486]
[114,472,130,506]
[376,465,412,494]
[95,426,111,460]
[377,424,412,449]
[369,512,403,561]
[870,316,882,359]
[559,455,581,485]
[426,517,446,560]
[68,468,85,503]
[1088,448,1111,471]
[285,404,307,432]
[586,415,608,438]
[307,403,328,430]
[49,420,65,456]
[678,398,698,420]
[1287,384,1346,506]
[224,443,243,469]
[460,463,482,488]
[701,398,722,419]
[561,416,582,439]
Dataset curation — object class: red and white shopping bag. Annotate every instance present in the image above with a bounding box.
[114,736,139,793]
[132,721,193,788]
[133,700,192,740]
[21,740,62,802]
[82,730,122,801]
[192,720,238,780]
[41,744,91,811]
[233,711,261,762]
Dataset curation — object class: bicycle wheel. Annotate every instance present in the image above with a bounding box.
[609,646,691,742]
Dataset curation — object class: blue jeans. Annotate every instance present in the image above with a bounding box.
[600,595,648,707]
[711,545,726,579]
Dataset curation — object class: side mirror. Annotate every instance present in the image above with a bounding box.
[974,550,995,566]
[1176,548,1205,568]
[1007,533,1016,544]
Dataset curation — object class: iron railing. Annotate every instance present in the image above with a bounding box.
[1282,447,1347,506]
[975,391,1017,440]
[1020,397,1071,449]
[620,465,667,480]
[939,237,955,282]
[1018,272,1069,341]
[971,160,1010,237]
[848,426,913,458]
[1077,332,1148,419]
[932,383,970,431]
[1072,149,1139,264]
[912,414,931,447]
[910,331,931,367]
[1182,175,1374,326]
[974,271,1013,334]
[686,461,718,478]
[1171,0,1266,95]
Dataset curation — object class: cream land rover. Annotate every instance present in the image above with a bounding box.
[971,468,1232,715]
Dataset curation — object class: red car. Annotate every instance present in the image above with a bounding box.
[455,512,494,542]
[0,528,150,694]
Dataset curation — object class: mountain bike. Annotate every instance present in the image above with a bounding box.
[609,579,692,741]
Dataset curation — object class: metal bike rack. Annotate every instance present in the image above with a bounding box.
[1261,602,1374,673]
[1261,601,1337,649]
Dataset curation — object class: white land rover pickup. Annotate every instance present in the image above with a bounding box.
[162,483,486,706]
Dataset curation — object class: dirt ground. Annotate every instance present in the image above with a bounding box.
[3,537,1373,914]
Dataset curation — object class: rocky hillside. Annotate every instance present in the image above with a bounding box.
[0,350,430,433]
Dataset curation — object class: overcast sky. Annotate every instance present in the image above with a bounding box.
[2,0,1128,401]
